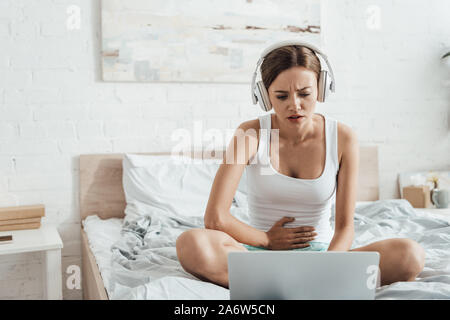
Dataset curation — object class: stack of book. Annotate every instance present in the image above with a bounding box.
[0,204,45,231]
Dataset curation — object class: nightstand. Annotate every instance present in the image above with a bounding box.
[0,224,63,299]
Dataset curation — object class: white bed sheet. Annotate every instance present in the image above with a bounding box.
[83,213,231,299]
[82,216,123,298]
[83,200,450,299]
[82,201,393,299]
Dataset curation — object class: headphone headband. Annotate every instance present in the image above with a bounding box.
[251,40,336,105]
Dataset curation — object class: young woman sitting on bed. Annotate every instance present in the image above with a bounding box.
[176,43,425,289]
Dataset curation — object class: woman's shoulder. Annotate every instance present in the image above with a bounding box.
[336,121,357,143]
[237,118,261,132]
[228,118,261,165]
[336,120,358,166]
[234,118,261,141]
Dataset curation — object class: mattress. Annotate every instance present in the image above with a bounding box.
[82,200,450,299]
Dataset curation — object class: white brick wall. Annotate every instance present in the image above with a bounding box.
[0,0,448,299]
[321,0,450,199]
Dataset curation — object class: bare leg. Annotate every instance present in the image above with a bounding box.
[176,228,247,288]
[351,238,425,286]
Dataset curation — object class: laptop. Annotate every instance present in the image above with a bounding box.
[228,251,380,300]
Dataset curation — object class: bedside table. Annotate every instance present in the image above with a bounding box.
[0,225,63,299]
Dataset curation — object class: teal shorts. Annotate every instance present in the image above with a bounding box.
[242,242,329,252]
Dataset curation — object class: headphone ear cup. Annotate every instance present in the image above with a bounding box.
[317,70,330,103]
[256,81,272,111]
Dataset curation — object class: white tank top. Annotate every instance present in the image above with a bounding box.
[245,112,339,243]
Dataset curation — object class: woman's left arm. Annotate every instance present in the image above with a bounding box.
[327,125,359,251]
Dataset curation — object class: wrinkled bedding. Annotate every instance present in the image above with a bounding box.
[83,199,450,299]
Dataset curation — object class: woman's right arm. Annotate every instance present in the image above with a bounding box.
[204,120,318,250]
[204,120,270,248]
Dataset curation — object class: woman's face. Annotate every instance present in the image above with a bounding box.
[267,66,318,127]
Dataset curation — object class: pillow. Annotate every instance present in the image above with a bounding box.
[122,154,247,218]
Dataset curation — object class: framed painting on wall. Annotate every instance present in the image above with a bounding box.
[101,0,321,83]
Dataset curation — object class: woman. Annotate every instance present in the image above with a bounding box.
[176,44,425,289]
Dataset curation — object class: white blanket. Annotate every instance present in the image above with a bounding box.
[92,199,450,299]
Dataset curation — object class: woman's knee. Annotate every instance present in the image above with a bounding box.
[395,239,425,280]
[176,229,227,269]
[176,229,207,261]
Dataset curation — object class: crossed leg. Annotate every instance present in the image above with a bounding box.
[350,238,425,286]
[176,228,426,289]
[176,228,247,288]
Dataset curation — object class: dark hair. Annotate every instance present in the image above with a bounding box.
[260,45,321,90]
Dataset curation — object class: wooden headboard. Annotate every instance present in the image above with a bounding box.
[79,146,379,221]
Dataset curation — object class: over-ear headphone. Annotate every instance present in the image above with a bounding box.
[251,40,336,112]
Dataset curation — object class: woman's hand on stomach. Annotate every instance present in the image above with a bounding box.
[265,217,317,250]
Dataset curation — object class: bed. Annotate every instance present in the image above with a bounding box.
[79,147,450,300]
